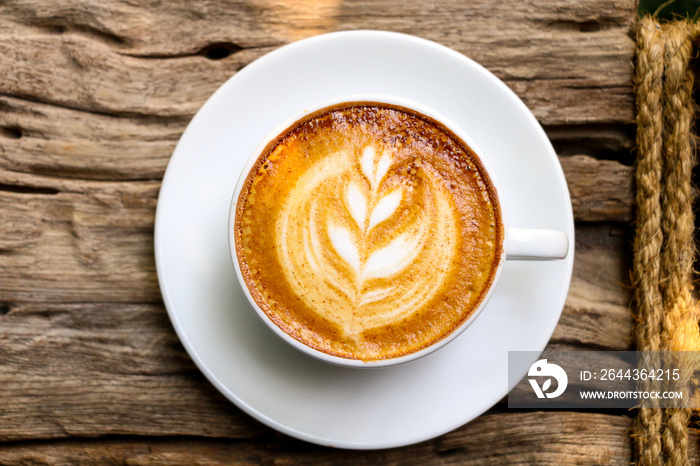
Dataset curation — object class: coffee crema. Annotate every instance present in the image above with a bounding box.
[234,102,503,360]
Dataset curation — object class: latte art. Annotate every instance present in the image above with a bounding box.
[235,102,503,360]
[277,144,459,340]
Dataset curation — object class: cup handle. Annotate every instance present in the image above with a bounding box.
[506,228,569,260]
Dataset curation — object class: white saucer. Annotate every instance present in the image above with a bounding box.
[155,31,574,450]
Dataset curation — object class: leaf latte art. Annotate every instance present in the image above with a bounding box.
[235,103,502,360]
[277,145,458,338]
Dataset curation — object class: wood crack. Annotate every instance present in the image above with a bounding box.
[0,182,59,196]
[548,338,630,352]
[0,0,647,460]
[503,74,589,82]
[118,42,280,60]
[537,17,630,33]
[5,168,163,183]
[0,92,191,121]
[0,434,267,449]
[31,21,127,46]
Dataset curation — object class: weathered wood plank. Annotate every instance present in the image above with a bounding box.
[0,153,632,302]
[0,1,640,460]
[0,157,632,303]
[0,439,263,466]
[0,303,269,441]
[0,35,271,118]
[563,155,634,222]
[0,436,609,465]
[0,94,181,181]
[553,223,633,350]
[2,91,635,205]
[0,0,635,126]
[545,123,635,160]
[0,177,627,302]
[0,185,160,303]
[0,224,631,441]
[2,414,696,465]
[439,413,700,465]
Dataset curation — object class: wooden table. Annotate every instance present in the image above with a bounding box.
[1,0,698,463]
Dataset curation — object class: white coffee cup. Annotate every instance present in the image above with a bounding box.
[228,94,569,368]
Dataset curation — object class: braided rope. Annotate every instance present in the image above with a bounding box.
[633,16,666,466]
[659,21,696,466]
[633,17,700,466]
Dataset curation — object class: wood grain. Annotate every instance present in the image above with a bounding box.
[1,415,698,465]
[0,224,631,441]
[0,155,632,304]
[0,93,180,181]
[0,0,634,127]
[0,302,269,441]
[0,94,635,197]
[439,413,700,465]
[0,0,645,462]
[0,182,160,303]
[553,223,633,350]
[564,155,634,222]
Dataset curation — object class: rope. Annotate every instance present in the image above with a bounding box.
[659,21,696,466]
[633,16,666,466]
[633,16,700,466]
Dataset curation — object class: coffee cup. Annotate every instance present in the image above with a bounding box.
[228,94,568,368]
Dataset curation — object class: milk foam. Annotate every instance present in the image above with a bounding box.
[275,144,459,339]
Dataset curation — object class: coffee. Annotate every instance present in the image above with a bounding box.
[234,102,503,360]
